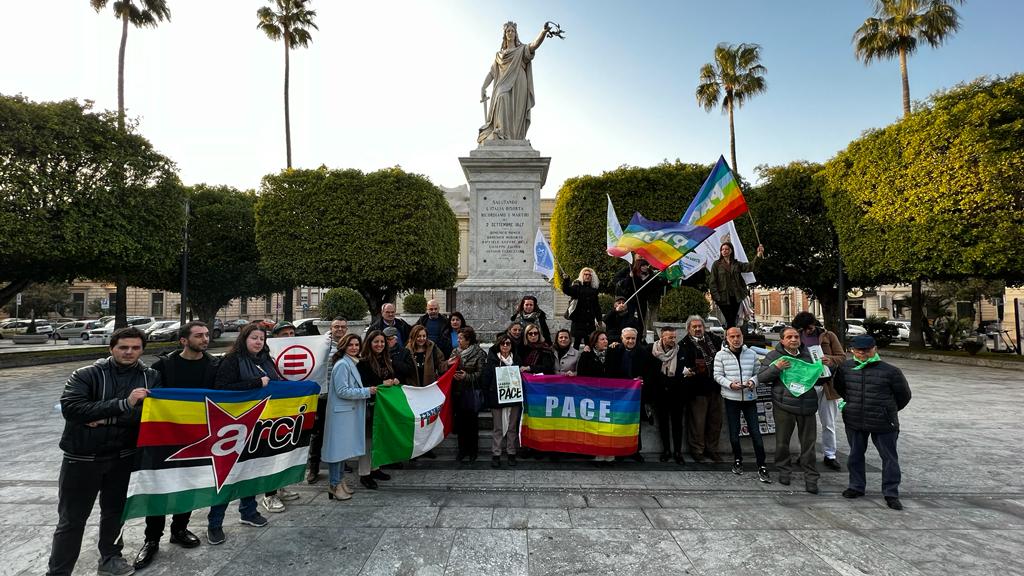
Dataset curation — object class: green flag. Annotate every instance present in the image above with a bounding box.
[775,357,824,397]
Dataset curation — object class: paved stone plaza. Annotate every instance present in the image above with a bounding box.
[2,357,1022,575]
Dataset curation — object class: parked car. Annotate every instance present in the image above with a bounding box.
[223,319,250,332]
[886,320,911,341]
[88,316,158,339]
[148,321,181,342]
[145,320,179,337]
[211,318,223,339]
[844,318,868,336]
[54,320,103,340]
[292,318,322,337]
[0,320,55,338]
[703,316,725,337]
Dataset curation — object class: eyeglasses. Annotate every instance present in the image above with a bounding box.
[500,341,512,346]
[527,332,539,336]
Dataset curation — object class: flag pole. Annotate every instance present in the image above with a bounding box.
[746,212,763,246]
[622,269,664,307]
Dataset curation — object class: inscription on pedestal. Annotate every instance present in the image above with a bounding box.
[479,193,530,269]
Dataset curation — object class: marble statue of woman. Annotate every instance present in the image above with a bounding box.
[477,21,552,144]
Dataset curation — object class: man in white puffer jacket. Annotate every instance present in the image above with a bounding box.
[713,327,771,483]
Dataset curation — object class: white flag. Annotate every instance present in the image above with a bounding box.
[679,221,755,284]
[606,194,633,264]
[533,228,555,280]
[265,335,332,386]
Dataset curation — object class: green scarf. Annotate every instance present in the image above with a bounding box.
[852,353,881,371]
[774,356,824,397]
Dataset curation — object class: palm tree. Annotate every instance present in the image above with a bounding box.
[853,0,964,118]
[853,0,963,349]
[257,0,317,322]
[91,0,170,328]
[695,42,767,175]
[257,0,318,170]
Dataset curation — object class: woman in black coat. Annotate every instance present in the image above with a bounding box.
[510,295,552,345]
[561,267,603,349]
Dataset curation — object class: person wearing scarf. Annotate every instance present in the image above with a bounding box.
[650,326,687,464]
[481,334,523,468]
[757,326,821,494]
[510,296,552,345]
[833,335,912,511]
[577,330,620,465]
[356,330,400,489]
[678,316,725,463]
[449,327,486,463]
[791,312,848,472]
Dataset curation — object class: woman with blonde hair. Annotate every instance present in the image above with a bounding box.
[560,267,603,348]
[406,325,447,387]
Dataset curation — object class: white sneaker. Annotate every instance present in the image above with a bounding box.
[277,487,301,501]
[261,494,285,513]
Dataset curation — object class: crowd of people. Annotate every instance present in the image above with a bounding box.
[47,263,913,576]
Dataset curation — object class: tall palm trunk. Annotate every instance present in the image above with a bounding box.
[899,45,925,348]
[727,97,737,174]
[115,10,130,328]
[281,33,294,321]
[899,46,911,118]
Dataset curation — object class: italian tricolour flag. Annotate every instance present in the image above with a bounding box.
[371,359,458,468]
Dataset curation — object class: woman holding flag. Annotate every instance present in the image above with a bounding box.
[356,331,400,489]
[708,242,764,329]
[561,267,603,348]
[322,334,377,501]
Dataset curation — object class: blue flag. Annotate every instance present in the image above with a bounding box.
[533,228,555,280]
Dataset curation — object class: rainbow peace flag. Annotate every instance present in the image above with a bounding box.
[680,155,749,229]
[520,374,642,456]
[608,213,715,270]
[123,382,319,520]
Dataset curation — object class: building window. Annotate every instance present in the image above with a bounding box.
[151,293,164,317]
[240,298,248,316]
[760,296,770,317]
[265,296,272,315]
[71,293,85,318]
[781,296,791,319]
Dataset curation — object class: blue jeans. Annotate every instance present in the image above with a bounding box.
[207,496,257,529]
[328,461,345,486]
[846,427,901,497]
[724,399,766,466]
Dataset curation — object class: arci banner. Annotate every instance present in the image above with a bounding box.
[123,381,319,520]
[495,365,524,405]
[372,360,459,468]
[520,374,641,456]
[266,335,331,383]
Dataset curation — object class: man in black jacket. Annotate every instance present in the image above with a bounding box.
[834,335,912,510]
[48,327,155,576]
[415,299,448,348]
[680,316,724,463]
[133,321,219,570]
[367,303,411,347]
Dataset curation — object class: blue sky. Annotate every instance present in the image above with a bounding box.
[2,1,1021,196]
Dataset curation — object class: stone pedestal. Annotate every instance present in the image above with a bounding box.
[457,140,554,339]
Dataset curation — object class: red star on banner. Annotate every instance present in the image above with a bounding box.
[166,397,269,492]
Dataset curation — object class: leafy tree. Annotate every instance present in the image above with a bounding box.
[254,167,459,315]
[820,75,1024,348]
[550,161,715,294]
[2,283,71,318]
[0,95,184,311]
[319,287,368,321]
[853,0,964,345]
[695,42,767,175]
[141,185,280,326]
[90,0,171,327]
[737,162,844,330]
[658,287,711,323]
[853,0,963,118]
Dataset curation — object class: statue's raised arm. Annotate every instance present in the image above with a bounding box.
[477,21,564,144]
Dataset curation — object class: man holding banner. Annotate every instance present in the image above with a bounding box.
[758,327,824,494]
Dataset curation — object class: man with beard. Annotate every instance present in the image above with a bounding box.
[415,299,449,348]
[133,322,219,570]
[679,316,724,463]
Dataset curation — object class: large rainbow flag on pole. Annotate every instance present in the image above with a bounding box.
[608,213,714,270]
[680,155,749,228]
[123,381,319,520]
[520,374,642,456]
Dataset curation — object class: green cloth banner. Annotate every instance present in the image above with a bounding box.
[776,357,824,397]
[852,353,881,370]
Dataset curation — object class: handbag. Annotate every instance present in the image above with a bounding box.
[563,298,577,320]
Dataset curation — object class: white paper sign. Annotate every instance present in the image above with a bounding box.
[495,366,524,404]
[807,345,832,377]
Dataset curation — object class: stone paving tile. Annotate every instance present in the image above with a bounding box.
[433,507,493,528]
[441,491,526,508]
[335,489,448,508]
[265,505,439,528]
[5,526,94,576]
[790,529,925,576]
[216,527,382,576]
[642,508,709,530]
[0,460,61,482]
[695,505,829,530]
[654,493,781,508]
[582,493,660,508]
[490,508,572,529]
[443,529,527,576]
[359,528,455,576]
[869,529,1024,576]
[0,485,59,505]
[528,529,694,576]
[568,508,653,530]
[519,492,587,508]
[852,506,1024,530]
[800,507,890,530]
[672,529,840,576]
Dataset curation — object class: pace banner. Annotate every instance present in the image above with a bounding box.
[520,374,641,456]
[123,382,319,520]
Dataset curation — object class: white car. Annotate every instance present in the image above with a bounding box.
[88,317,158,339]
[145,320,179,337]
[54,320,103,340]
[845,319,867,336]
[887,320,911,341]
[0,319,54,337]
[704,316,725,337]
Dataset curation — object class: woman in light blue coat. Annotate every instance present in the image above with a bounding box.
[321,334,378,501]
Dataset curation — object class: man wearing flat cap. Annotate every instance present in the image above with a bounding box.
[833,335,912,510]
